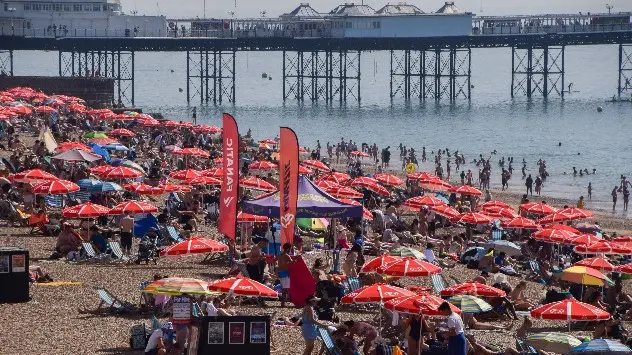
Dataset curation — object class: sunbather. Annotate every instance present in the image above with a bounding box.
[509,281,535,311]
[463,314,514,331]
[55,222,82,255]
[144,321,174,355]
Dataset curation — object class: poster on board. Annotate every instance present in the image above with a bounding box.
[11,255,25,273]
[0,255,8,273]
[250,322,266,344]
[229,322,245,344]
[207,322,224,344]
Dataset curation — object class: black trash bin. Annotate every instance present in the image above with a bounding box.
[0,247,29,303]
[125,28,131,37]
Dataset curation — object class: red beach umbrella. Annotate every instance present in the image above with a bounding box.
[537,212,576,225]
[568,233,602,246]
[326,186,363,199]
[530,298,610,321]
[56,142,92,153]
[373,173,404,186]
[483,206,519,219]
[350,150,370,157]
[574,241,632,255]
[532,229,577,243]
[183,176,222,186]
[301,160,331,172]
[208,276,278,298]
[160,236,228,257]
[480,200,512,209]
[450,212,494,225]
[440,282,506,297]
[170,169,202,180]
[109,201,158,215]
[448,184,483,196]
[236,211,269,223]
[10,169,58,183]
[109,128,136,137]
[520,202,558,215]
[502,217,539,229]
[35,105,56,113]
[376,257,442,277]
[123,183,165,195]
[350,177,390,196]
[430,205,460,218]
[32,179,80,195]
[90,137,118,146]
[617,264,632,275]
[557,207,594,220]
[162,120,179,127]
[360,254,402,273]
[314,180,340,190]
[240,177,276,192]
[385,294,461,316]
[319,172,351,183]
[403,195,446,209]
[549,224,581,234]
[201,167,224,178]
[173,147,210,158]
[158,183,191,193]
[299,165,313,175]
[340,283,414,304]
[407,172,440,181]
[249,160,278,170]
[62,202,111,218]
[101,166,143,179]
[574,257,616,272]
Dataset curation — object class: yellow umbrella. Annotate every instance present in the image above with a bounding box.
[560,266,612,286]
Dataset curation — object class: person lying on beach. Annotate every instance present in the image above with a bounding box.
[462,314,514,331]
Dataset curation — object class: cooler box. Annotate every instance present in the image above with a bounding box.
[0,247,29,303]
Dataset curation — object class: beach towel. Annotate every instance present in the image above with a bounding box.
[35,281,83,286]
[288,257,316,307]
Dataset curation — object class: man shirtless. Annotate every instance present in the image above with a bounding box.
[120,211,135,255]
[275,243,297,307]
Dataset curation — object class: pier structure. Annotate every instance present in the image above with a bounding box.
[1,10,632,104]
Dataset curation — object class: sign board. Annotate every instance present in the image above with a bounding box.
[197,316,270,355]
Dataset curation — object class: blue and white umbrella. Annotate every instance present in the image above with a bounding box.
[110,159,145,173]
[103,143,129,151]
[77,179,122,193]
[77,179,103,190]
[481,240,522,257]
[570,339,632,355]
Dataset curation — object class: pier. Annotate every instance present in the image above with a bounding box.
[1,10,632,105]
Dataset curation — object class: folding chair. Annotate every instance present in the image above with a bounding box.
[515,337,538,355]
[345,277,361,293]
[82,242,97,259]
[95,287,136,314]
[165,225,185,243]
[317,327,341,355]
[490,220,504,241]
[430,273,447,294]
[44,195,64,209]
[109,240,127,262]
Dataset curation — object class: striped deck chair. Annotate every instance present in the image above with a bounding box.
[430,273,447,294]
[345,277,361,294]
[317,327,341,355]
[490,220,504,241]
[515,337,538,355]
[95,287,135,314]
[44,195,64,209]
[109,240,127,262]
[71,191,92,204]
[165,225,185,243]
[82,242,97,259]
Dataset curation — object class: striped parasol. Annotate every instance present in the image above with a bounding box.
[208,276,278,298]
[570,339,632,355]
[389,246,425,259]
[526,332,582,354]
[143,277,214,296]
[447,295,492,314]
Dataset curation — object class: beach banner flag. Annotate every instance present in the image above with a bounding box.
[279,127,299,245]
[218,113,239,240]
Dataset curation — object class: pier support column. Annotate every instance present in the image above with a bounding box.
[58,50,135,106]
[390,48,470,101]
[283,50,360,103]
[619,44,632,97]
[512,46,564,98]
[0,50,13,76]
[186,50,235,105]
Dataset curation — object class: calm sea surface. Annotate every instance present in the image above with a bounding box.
[12,45,632,215]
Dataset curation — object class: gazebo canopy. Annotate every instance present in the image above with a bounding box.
[242,176,363,219]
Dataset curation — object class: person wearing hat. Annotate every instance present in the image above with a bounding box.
[302,295,329,355]
[144,321,174,355]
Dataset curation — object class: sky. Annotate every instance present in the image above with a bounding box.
[124,0,631,19]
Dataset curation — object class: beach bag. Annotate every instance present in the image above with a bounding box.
[129,323,148,350]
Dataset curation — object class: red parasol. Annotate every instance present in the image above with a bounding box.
[385,294,461,316]
[325,186,363,199]
[158,183,191,193]
[32,179,80,195]
[201,167,224,178]
[236,211,269,223]
[448,184,483,196]
[101,166,143,179]
[617,264,632,275]
[173,147,210,158]
[208,276,278,298]
[374,173,404,186]
[35,106,56,113]
[11,169,59,183]
[160,236,228,257]
[376,257,442,277]
[403,195,446,209]
[568,233,602,246]
[440,282,506,297]
[319,172,351,183]
[350,177,390,196]
[532,229,577,243]
[482,206,519,219]
[301,160,331,172]
[480,200,512,209]
[530,298,610,321]
[502,217,539,229]
[520,202,558,215]
[360,254,403,273]
[123,183,165,195]
[340,283,415,304]
[109,128,136,137]
[612,236,632,249]
[62,202,111,218]
[258,139,278,145]
[574,257,616,272]
[240,177,276,192]
[183,176,222,186]
[299,165,313,175]
[407,172,440,181]
[314,180,340,190]
[90,137,118,146]
[56,142,93,153]
[109,201,158,215]
[170,169,202,180]
[162,120,179,127]
[249,160,278,170]
[537,212,576,225]
[450,212,494,225]
[557,207,594,220]
[350,150,370,157]
[574,241,632,255]
[430,205,461,218]
[549,224,581,234]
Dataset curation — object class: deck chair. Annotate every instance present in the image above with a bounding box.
[96,287,135,314]
[0,200,29,226]
[345,277,361,293]
[515,337,538,355]
[431,273,447,294]
[109,240,127,262]
[490,220,504,241]
[317,327,341,355]
[44,195,64,209]
[70,191,92,204]
[82,242,97,259]
[165,225,185,243]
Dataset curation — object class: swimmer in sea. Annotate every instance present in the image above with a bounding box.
[588,182,592,200]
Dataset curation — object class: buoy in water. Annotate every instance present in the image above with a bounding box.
[597,106,603,112]
[170,69,174,73]
[178,88,183,93]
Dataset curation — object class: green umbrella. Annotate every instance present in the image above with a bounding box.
[447,295,492,314]
[390,246,425,259]
[84,131,109,139]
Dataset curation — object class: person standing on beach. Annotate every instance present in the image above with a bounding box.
[275,243,296,307]
[535,176,543,196]
[525,174,533,196]
[612,186,619,211]
[624,186,630,211]
[577,196,585,209]
[588,182,592,200]
[439,301,466,355]
[120,211,134,256]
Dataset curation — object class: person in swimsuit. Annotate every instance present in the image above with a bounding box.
[509,281,534,311]
[275,243,296,307]
[302,295,329,355]
[344,320,378,355]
